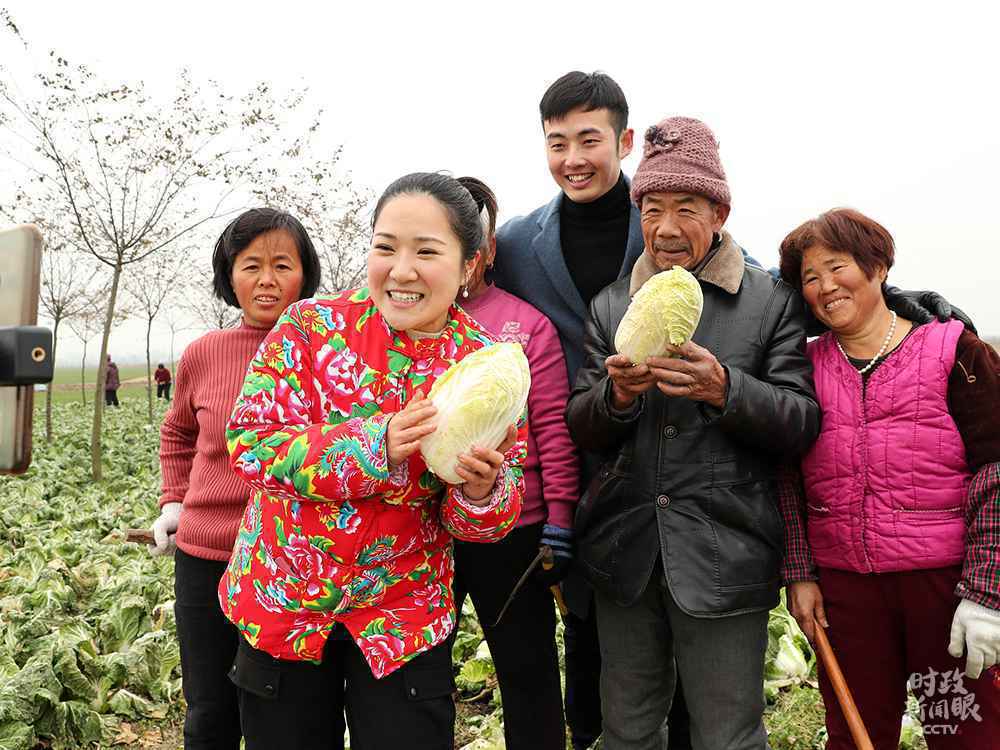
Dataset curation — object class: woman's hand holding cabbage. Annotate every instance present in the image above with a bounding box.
[386,391,438,468]
[454,423,518,503]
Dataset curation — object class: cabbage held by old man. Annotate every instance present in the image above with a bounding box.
[614,266,703,363]
[421,342,531,484]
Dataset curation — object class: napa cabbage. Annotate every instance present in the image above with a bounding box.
[421,343,530,484]
[614,266,703,363]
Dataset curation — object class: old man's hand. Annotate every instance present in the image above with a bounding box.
[605,354,657,410]
[647,341,728,409]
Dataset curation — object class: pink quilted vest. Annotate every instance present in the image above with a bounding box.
[802,319,969,573]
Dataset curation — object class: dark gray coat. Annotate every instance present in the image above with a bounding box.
[565,235,820,616]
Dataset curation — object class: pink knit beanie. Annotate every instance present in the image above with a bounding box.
[630,116,731,208]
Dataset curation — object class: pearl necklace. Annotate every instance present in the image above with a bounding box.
[836,310,897,376]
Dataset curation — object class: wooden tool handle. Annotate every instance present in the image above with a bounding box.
[540,547,569,616]
[124,528,155,545]
[550,585,569,616]
[813,618,874,750]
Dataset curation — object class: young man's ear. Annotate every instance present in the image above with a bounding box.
[618,128,634,160]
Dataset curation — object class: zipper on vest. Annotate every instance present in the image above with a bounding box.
[859,375,873,572]
[896,506,963,514]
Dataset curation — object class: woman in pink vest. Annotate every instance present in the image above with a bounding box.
[777,208,1000,748]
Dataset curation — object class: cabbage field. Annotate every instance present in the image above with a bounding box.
[0,399,928,749]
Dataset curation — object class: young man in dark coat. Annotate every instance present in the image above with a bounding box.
[495,71,697,750]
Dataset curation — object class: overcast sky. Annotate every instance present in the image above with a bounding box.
[3,0,998,365]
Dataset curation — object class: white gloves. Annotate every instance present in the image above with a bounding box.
[948,598,1000,679]
[149,502,183,557]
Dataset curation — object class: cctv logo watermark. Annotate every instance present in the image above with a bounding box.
[908,667,982,736]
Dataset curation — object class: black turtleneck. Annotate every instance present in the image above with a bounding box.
[560,173,631,306]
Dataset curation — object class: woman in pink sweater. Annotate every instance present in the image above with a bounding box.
[452,176,580,749]
[147,208,322,750]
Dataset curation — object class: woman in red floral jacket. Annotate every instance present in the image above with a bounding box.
[220,173,526,749]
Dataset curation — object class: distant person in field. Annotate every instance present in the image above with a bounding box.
[154,363,172,401]
[104,355,120,407]
[147,208,322,750]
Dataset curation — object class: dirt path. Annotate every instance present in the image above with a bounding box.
[110,717,182,749]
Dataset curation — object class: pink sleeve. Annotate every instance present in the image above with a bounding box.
[524,312,580,529]
[159,348,198,507]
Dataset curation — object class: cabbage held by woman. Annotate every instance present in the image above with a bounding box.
[421,342,531,484]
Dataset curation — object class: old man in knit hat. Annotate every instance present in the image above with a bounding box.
[565,117,822,749]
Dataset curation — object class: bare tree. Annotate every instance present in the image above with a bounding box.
[0,9,24,47]
[67,295,126,406]
[124,249,184,424]
[67,305,100,406]
[37,243,99,439]
[315,199,370,294]
[0,32,304,479]
[183,280,241,331]
[163,305,191,373]
[242,122,372,295]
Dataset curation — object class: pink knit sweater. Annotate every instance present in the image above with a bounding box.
[159,320,269,560]
[460,285,580,528]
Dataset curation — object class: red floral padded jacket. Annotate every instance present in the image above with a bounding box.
[218,288,526,678]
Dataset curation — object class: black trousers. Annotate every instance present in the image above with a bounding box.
[562,603,603,749]
[157,382,171,400]
[104,389,119,406]
[173,549,242,750]
[231,631,453,750]
[668,680,693,748]
[452,522,565,749]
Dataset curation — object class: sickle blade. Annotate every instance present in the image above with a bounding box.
[492,547,547,627]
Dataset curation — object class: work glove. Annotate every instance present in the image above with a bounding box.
[149,502,182,557]
[535,524,573,587]
[948,598,1000,679]
[884,286,977,334]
